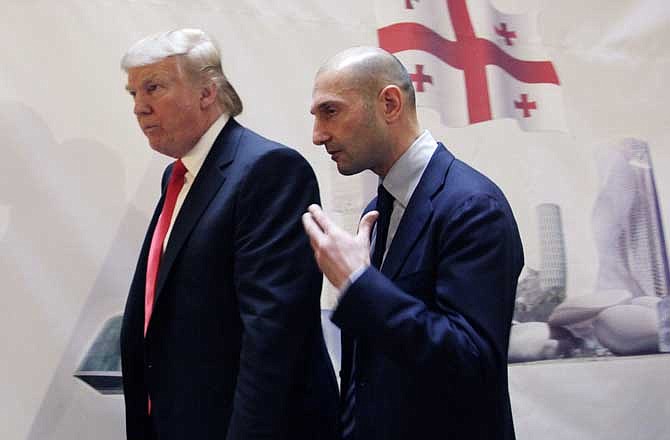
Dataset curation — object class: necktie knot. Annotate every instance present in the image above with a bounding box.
[171,159,187,181]
[376,184,394,216]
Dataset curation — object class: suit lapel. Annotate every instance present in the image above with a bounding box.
[381,144,454,280]
[152,118,243,306]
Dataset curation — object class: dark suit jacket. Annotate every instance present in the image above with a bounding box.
[121,119,339,440]
[331,144,523,440]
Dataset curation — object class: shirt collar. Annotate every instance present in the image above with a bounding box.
[381,129,439,208]
[181,113,230,179]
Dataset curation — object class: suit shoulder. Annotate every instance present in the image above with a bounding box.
[237,125,310,166]
[232,125,317,189]
[423,154,519,230]
[443,157,508,204]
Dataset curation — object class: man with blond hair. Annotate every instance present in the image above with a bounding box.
[119,29,338,440]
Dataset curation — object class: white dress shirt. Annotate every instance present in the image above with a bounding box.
[378,129,440,263]
[163,113,230,250]
[341,129,440,293]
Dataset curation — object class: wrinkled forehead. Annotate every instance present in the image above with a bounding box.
[125,56,183,89]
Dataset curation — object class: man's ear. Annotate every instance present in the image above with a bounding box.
[200,82,218,109]
[379,85,403,123]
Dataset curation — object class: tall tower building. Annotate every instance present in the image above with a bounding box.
[537,203,567,296]
[593,138,670,352]
[592,138,670,298]
[513,204,567,322]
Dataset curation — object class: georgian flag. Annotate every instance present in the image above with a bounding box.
[376,0,567,131]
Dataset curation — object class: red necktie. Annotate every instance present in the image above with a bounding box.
[144,159,187,336]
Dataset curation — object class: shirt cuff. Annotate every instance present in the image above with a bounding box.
[337,264,370,303]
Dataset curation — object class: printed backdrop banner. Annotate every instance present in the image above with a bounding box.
[0,1,669,439]
[376,0,567,130]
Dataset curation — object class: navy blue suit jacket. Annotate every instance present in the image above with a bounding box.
[121,119,339,440]
[332,144,523,440]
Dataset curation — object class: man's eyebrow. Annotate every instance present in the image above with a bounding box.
[311,100,338,114]
[125,74,165,92]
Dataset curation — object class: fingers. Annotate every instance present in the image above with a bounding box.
[302,204,338,251]
[307,204,332,234]
[357,210,379,239]
[302,211,324,246]
[302,205,371,288]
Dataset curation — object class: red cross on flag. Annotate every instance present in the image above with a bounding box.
[376,0,567,131]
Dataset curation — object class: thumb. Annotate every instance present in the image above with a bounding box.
[357,210,379,241]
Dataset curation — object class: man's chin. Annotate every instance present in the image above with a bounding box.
[148,139,192,159]
[336,163,361,176]
[149,141,164,153]
[148,141,175,158]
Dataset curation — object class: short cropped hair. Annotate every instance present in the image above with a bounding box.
[121,28,243,116]
[319,46,416,111]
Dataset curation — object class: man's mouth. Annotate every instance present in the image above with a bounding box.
[142,124,159,133]
[326,147,341,159]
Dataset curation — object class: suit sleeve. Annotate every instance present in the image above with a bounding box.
[332,193,522,384]
[226,147,323,440]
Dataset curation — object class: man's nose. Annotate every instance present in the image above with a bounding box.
[133,96,151,116]
[312,120,330,146]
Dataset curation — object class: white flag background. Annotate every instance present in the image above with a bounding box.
[0,1,668,439]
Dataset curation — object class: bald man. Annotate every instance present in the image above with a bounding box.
[303,47,523,440]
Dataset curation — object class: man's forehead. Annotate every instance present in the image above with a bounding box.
[313,69,360,97]
[311,85,359,114]
[314,68,349,89]
[126,57,180,87]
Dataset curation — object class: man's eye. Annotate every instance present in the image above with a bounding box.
[147,84,160,93]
